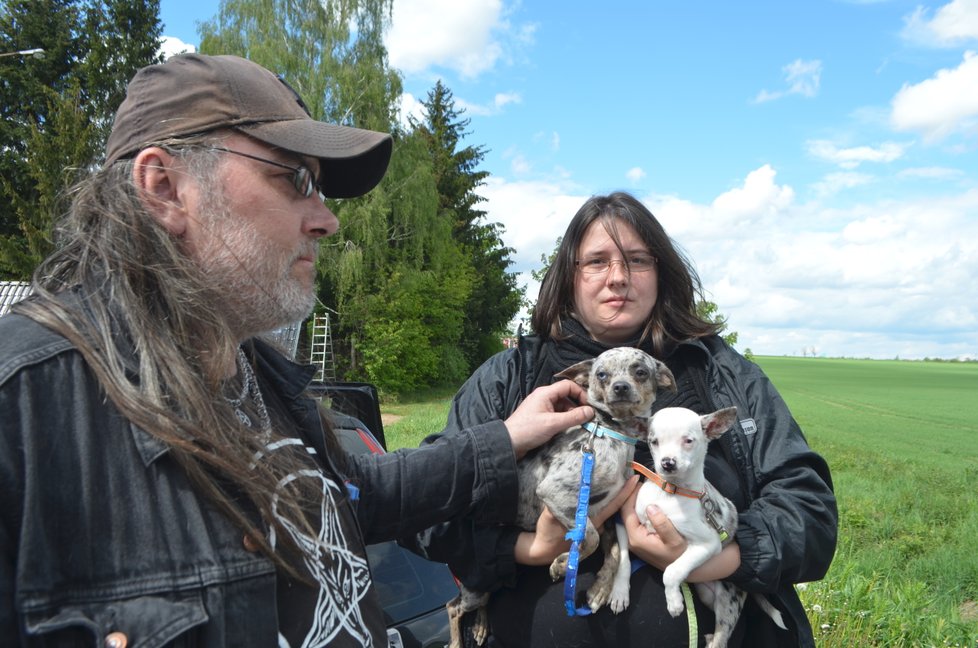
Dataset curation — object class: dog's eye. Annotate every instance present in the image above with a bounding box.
[649,438,658,446]
[634,368,649,380]
[683,437,694,445]
[596,370,608,382]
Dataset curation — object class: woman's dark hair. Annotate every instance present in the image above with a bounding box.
[531,191,721,353]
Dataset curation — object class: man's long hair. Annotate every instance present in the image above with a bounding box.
[16,139,330,575]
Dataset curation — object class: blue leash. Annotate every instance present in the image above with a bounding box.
[562,429,699,643]
[563,447,595,616]
[563,422,637,616]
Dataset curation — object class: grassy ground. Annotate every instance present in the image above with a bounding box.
[382,357,978,647]
[758,357,978,647]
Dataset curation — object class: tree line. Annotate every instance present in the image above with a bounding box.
[1,0,524,395]
[1,0,736,394]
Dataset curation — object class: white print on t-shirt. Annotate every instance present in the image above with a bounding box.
[258,437,374,648]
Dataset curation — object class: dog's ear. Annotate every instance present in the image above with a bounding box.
[555,359,594,388]
[653,360,678,393]
[700,407,738,440]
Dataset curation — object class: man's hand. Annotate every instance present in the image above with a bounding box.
[504,380,593,458]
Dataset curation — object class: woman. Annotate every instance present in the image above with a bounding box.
[405,191,837,647]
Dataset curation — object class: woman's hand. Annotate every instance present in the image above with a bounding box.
[514,475,640,566]
[621,486,742,581]
[620,489,688,570]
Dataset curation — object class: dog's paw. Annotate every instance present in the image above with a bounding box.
[585,582,610,612]
[471,606,490,646]
[446,599,465,648]
[549,554,568,581]
[607,587,630,614]
[665,589,685,617]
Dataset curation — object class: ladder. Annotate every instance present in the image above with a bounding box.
[309,313,336,383]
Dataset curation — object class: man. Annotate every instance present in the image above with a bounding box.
[0,54,593,647]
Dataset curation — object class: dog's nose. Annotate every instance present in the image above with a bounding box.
[660,457,677,473]
[612,381,632,397]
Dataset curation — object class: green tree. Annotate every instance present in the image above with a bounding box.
[696,299,738,348]
[1,0,82,274]
[412,80,523,369]
[199,0,399,133]
[200,0,480,393]
[80,0,163,149]
[0,0,162,278]
[0,80,93,274]
[361,261,474,394]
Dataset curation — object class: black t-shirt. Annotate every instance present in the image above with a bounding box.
[257,385,388,647]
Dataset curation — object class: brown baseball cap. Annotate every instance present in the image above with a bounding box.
[105,53,393,199]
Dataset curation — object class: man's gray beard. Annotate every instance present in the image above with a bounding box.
[194,185,318,339]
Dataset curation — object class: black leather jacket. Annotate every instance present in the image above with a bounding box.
[0,308,520,647]
[405,333,837,647]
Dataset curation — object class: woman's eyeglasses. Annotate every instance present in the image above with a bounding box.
[574,255,658,275]
[204,147,323,200]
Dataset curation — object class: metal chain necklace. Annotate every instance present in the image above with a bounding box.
[226,347,272,437]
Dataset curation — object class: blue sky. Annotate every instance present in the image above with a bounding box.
[160,0,978,360]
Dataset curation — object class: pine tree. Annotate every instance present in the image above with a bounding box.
[199,0,479,392]
[0,0,162,278]
[413,80,523,370]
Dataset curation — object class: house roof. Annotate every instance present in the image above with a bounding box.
[0,281,32,317]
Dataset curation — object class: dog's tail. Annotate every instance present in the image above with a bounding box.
[752,593,788,630]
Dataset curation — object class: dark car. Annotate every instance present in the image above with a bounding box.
[321,383,457,648]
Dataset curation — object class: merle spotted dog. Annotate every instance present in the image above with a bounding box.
[446,347,676,648]
[623,406,787,648]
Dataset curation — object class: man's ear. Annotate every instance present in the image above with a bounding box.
[131,147,193,237]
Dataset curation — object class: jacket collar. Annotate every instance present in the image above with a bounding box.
[130,336,318,467]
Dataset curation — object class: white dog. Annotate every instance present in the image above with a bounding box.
[613,406,785,648]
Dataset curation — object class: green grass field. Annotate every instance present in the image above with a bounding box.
[383,357,978,647]
[758,357,978,647]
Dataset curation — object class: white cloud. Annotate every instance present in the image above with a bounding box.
[396,92,426,129]
[753,89,782,104]
[510,154,531,175]
[532,131,560,151]
[709,165,795,222]
[160,36,196,59]
[753,59,822,103]
[480,166,978,359]
[902,0,978,47]
[494,92,521,109]
[386,0,524,79]
[626,167,646,183]
[896,166,966,180]
[807,140,909,168]
[784,59,823,97]
[456,92,522,117]
[476,179,585,272]
[811,171,875,198]
[890,50,978,141]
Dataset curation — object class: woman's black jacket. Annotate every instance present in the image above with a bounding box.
[402,333,837,648]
